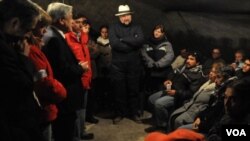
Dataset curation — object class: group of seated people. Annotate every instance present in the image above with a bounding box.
[143,49,250,141]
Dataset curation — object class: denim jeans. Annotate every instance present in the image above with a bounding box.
[74,91,88,141]
[149,90,174,127]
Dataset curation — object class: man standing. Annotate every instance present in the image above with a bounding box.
[109,4,144,124]
[0,0,42,141]
[42,2,88,141]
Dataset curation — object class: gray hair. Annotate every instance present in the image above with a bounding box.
[46,2,72,23]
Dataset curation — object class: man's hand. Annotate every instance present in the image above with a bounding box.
[192,118,201,131]
[166,89,176,96]
[79,61,89,71]
[164,80,172,87]
[82,24,90,33]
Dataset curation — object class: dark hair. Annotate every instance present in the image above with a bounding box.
[0,0,40,29]
[188,51,202,63]
[72,11,91,25]
[153,24,166,34]
[218,65,235,79]
[99,25,109,32]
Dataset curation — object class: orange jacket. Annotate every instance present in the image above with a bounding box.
[144,129,205,141]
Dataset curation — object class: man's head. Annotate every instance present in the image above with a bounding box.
[215,65,235,86]
[211,48,222,59]
[185,51,201,69]
[242,58,250,73]
[209,62,225,82]
[180,48,188,58]
[47,2,73,33]
[71,12,86,33]
[0,0,40,43]
[115,5,133,25]
[234,50,245,62]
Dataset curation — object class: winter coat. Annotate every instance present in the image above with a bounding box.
[96,36,112,77]
[42,26,85,113]
[169,80,216,129]
[65,31,92,89]
[29,45,67,122]
[141,36,174,78]
[109,22,144,62]
[0,31,43,141]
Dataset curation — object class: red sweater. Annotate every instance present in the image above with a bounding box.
[28,45,67,122]
[65,31,92,89]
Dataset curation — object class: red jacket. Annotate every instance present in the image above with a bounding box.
[28,45,67,122]
[65,31,92,89]
[144,129,205,141]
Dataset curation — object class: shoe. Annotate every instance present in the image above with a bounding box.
[81,132,94,140]
[141,117,154,125]
[131,115,142,124]
[112,116,123,124]
[86,116,99,124]
[144,126,167,133]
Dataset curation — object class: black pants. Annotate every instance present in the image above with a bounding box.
[110,61,142,117]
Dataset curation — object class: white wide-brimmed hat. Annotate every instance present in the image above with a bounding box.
[115,4,133,16]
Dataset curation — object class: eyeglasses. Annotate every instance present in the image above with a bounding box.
[212,52,220,54]
[244,63,250,67]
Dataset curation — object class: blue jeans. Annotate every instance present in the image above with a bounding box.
[149,90,174,127]
[74,91,88,141]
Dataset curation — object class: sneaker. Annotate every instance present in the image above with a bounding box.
[112,116,123,124]
[86,116,99,124]
[131,115,142,124]
[81,133,94,140]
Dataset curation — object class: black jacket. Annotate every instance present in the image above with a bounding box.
[109,22,144,62]
[42,26,85,113]
[0,31,43,141]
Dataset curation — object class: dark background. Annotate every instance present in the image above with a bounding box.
[33,0,250,63]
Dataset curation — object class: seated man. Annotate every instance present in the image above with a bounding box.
[145,52,206,133]
[168,63,223,130]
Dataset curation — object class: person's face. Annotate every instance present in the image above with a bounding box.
[208,67,217,82]
[60,12,73,32]
[119,14,132,25]
[185,55,198,69]
[72,17,85,33]
[180,49,188,58]
[4,16,39,42]
[153,28,164,39]
[212,49,221,59]
[215,73,224,86]
[242,59,250,73]
[32,25,47,39]
[235,52,243,62]
[100,27,108,39]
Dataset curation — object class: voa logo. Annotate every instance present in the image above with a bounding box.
[226,129,246,136]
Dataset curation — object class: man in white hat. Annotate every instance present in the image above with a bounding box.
[109,4,144,124]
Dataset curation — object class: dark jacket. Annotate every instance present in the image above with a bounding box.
[109,22,144,62]
[42,26,85,114]
[168,65,206,108]
[0,31,43,141]
[141,36,174,78]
